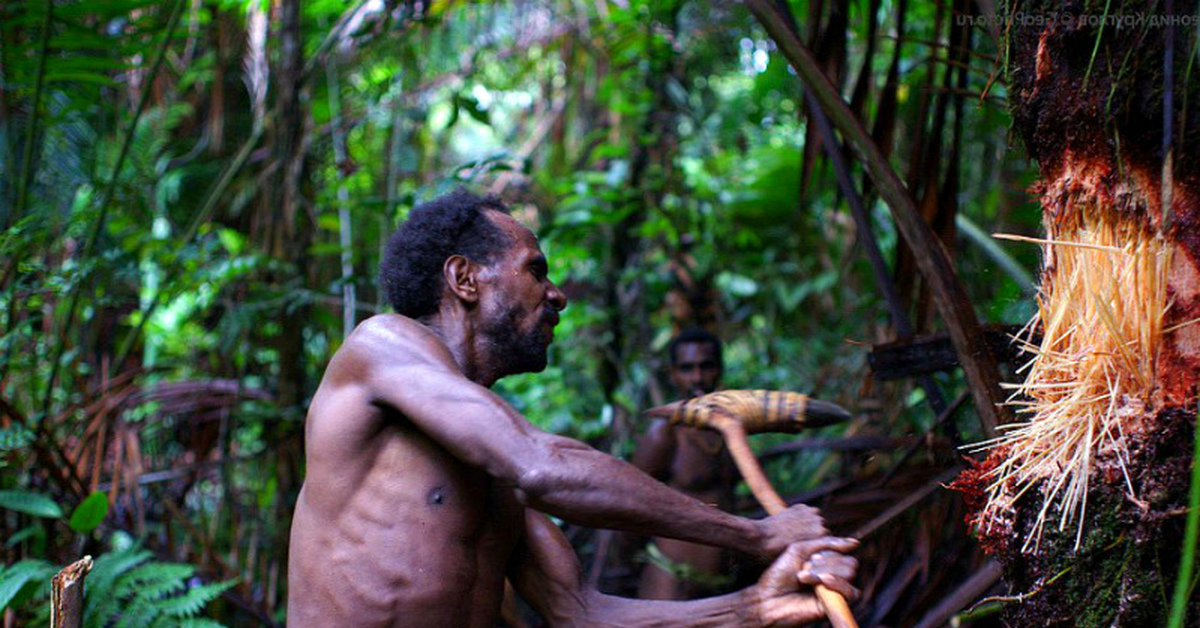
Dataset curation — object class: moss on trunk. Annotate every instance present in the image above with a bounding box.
[976,408,1196,626]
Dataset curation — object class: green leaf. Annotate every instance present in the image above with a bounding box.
[717,272,759,298]
[4,524,43,548]
[0,560,55,612]
[309,242,344,256]
[317,213,341,231]
[44,72,118,86]
[216,229,245,255]
[444,93,461,129]
[457,94,490,125]
[0,490,64,518]
[257,476,277,511]
[69,491,110,534]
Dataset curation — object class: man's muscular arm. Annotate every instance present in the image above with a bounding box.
[511,510,858,628]
[347,315,820,560]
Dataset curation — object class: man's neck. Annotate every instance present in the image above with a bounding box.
[421,313,502,388]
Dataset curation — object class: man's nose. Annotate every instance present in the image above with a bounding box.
[547,281,568,312]
[682,372,705,395]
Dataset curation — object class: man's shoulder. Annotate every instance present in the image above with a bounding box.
[333,315,454,375]
[638,417,677,442]
[348,314,440,353]
[352,313,429,339]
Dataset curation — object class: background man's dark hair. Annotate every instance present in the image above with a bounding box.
[380,188,512,319]
[667,327,723,369]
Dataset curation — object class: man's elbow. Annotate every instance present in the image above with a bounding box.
[509,436,596,506]
[513,464,555,506]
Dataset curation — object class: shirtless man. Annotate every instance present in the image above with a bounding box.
[286,189,858,627]
[632,328,738,599]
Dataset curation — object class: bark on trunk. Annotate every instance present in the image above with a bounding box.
[956,2,1200,625]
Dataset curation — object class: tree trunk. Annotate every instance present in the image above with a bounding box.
[957,3,1200,625]
[268,0,311,416]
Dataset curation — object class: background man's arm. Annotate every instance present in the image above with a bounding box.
[354,317,820,559]
[510,510,858,628]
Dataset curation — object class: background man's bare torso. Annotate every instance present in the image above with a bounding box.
[638,422,736,599]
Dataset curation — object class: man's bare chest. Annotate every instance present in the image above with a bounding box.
[355,421,524,546]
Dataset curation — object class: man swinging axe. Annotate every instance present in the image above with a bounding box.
[287,189,858,627]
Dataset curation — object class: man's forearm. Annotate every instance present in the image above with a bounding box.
[514,439,765,557]
[567,589,763,628]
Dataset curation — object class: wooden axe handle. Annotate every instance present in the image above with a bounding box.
[712,418,859,628]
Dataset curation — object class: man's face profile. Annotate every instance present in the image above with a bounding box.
[669,341,721,398]
[477,212,567,375]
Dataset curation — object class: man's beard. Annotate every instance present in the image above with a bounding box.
[483,302,553,375]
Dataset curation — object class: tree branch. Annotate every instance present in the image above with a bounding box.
[746,0,1009,436]
[14,0,53,225]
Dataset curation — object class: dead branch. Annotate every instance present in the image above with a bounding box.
[50,556,92,628]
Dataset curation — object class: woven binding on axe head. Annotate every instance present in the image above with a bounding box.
[645,390,850,433]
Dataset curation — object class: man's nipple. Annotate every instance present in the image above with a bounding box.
[427,486,446,506]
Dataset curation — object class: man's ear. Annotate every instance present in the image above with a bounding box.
[444,255,480,304]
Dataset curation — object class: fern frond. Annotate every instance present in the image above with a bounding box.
[87,548,153,591]
[85,588,122,628]
[155,580,236,618]
[84,546,154,628]
[165,618,228,628]
[0,559,56,611]
[115,563,192,601]
[107,562,195,628]
[65,546,232,628]
[112,595,160,628]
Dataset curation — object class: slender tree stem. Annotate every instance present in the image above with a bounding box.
[1167,396,1200,628]
[300,0,371,82]
[1162,0,1175,232]
[804,91,950,421]
[14,0,54,224]
[0,8,17,222]
[41,0,186,417]
[326,55,356,339]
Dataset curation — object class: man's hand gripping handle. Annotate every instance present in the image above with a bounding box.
[647,390,860,628]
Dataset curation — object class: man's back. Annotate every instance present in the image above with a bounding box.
[287,316,524,627]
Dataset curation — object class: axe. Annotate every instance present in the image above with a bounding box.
[646,390,859,628]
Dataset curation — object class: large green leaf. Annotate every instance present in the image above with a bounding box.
[45,72,118,86]
[0,490,64,519]
[4,524,44,549]
[69,491,110,534]
[0,560,55,612]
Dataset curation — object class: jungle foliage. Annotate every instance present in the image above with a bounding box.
[0,0,1075,625]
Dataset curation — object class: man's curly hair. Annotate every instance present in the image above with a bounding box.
[380,188,513,319]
